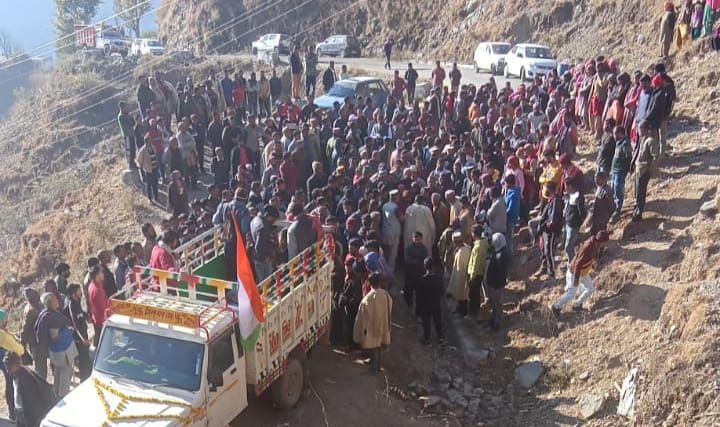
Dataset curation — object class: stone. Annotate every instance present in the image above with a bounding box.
[423,395,441,408]
[700,199,718,217]
[463,383,474,397]
[452,377,464,389]
[416,383,432,396]
[435,370,452,384]
[579,371,590,381]
[617,368,639,418]
[578,393,605,419]
[514,361,544,388]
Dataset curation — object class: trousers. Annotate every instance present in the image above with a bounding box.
[612,172,626,215]
[486,286,503,328]
[635,170,651,216]
[420,307,443,341]
[553,270,594,309]
[564,224,579,263]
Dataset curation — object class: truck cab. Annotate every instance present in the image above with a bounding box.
[42,228,334,426]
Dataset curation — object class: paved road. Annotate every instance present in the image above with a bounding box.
[315,55,523,90]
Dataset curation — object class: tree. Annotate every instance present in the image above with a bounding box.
[0,30,17,59]
[115,0,151,38]
[55,0,101,51]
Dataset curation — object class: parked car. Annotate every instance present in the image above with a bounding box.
[315,35,362,57]
[131,38,165,56]
[314,77,390,110]
[251,33,292,55]
[503,43,557,81]
[473,42,511,75]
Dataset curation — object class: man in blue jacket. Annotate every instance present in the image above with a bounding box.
[503,174,521,255]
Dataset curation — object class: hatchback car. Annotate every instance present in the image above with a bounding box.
[314,77,389,110]
[503,43,557,81]
[473,42,511,75]
[315,35,362,58]
[251,33,292,55]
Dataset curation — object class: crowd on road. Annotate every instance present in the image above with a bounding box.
[0,37,683,422]
[116,42,679,370]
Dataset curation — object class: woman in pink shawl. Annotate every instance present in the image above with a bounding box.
[622,71,643,135]
[503,155,526,195]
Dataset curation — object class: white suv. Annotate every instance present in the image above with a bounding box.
[503,43,557,81]
[473,42,511,75]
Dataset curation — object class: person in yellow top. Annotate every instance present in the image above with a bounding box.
[550,231,610,315]
[467,225,490,316]
[538,150,563,201]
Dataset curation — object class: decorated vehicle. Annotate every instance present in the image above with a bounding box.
[41,228,334,427]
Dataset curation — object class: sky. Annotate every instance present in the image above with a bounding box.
[0,0,160,57]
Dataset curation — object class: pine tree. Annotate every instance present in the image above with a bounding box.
[55,0,101,51]
[114,0,151,38]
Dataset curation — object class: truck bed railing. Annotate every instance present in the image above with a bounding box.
[113,266,238,339]
[173,226,224,272]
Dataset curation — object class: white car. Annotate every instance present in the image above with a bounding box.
[131,38,165,56]
[251,33,292,55]
[503,43,557,81]
[473,42,511,75]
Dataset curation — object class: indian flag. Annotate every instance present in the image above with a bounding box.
[232,212,265,349]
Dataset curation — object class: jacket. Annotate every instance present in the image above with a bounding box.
[467,238,490,279]
[596,133,616,174]
[505,186,521,224]
[323,67,337,91]
[287,214,318,259]
[563,191,586,228]
[304,52,318,76]
[486,249,509,289]
[486,198,508,235]
[353,288,392,349]
[416,272,444,315]
[135,143,159,174]
[570,237,599,276]
[540,194,563,234]
[87,280,109,326]
[12,366,57,427]
[634,136,658,176]
[258,78,270,99]
[644,87,668,129]
[611,138,633,175]
[591,184,616,231]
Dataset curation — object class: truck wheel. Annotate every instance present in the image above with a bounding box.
[272,357,304,409]
[504,64,510,78]
[519,67,526,81]
[252,47,258,55]
[490,64,496,75]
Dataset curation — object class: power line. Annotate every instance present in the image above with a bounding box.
[0,0,158,68]
[0,0,166,73]
[1,0,287,139]
[2,0,318,154]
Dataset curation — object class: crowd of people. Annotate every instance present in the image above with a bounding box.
[0,37,684,419]
[116,42,681,370]
[660,0,720,56]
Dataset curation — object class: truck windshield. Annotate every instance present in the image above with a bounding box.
[95,326,204,392]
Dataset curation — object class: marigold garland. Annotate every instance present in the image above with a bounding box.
[93,378,205,426]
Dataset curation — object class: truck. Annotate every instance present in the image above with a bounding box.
[41,227,335,427]
[74,24,130,56]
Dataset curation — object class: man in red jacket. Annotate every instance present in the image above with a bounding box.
[150,230,180,271]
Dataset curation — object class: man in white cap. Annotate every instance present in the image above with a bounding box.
[381,189,403,275]
[447,231,471,316]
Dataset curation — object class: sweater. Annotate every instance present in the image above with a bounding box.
[486,198,508,235]
[505,186,521,224]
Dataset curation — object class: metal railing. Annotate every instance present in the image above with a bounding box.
[173,226,224,272]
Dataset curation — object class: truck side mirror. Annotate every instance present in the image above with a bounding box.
[208,369,223,391]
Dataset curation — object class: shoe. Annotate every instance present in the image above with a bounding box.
[533,269,547,278]
[549,304,561,317]
[572,305,584,313]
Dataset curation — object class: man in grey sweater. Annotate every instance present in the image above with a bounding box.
[486,187,507,236]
